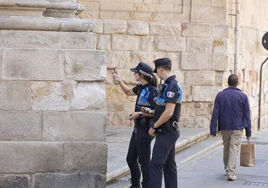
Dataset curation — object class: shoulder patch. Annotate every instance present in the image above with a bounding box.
[167,91,175,98]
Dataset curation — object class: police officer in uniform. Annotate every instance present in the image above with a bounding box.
[148,58,182,188]
[112,62,158,188]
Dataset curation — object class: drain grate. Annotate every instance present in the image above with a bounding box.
[243,181,268,186]
[241,141,268,145]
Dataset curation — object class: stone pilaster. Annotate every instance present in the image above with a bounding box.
[0,1,107,187]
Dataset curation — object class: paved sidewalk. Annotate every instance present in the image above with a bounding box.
[106,127,210,183]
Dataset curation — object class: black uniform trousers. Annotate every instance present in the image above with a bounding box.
[148,127,180,188]
[127,122,153,188]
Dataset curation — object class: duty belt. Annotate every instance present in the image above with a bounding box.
[156,119,179,134]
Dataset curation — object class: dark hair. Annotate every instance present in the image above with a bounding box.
[140,73,157,87]
[159,64,172,71]
[228,74,238,86]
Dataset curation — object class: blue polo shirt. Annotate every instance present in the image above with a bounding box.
[210,87,252,137]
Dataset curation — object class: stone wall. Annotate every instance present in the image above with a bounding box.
[78,0,231,128]
[0,0,107,187]
[79,0,268,131]
[238,0,268,130]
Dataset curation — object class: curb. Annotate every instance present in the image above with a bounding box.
[179,139,223,165]
[106,130,210,183]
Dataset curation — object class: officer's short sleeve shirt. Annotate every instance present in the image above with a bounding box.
[165,84,180,104]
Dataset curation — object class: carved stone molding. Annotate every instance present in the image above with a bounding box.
[0,0,94,32]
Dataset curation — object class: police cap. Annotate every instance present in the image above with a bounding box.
[130,62,153,77]
[153,58,171,73]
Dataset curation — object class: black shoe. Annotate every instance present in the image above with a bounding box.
[130,186,141,188]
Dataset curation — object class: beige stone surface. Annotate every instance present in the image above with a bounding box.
[0,49,2,79]
[103,19,127,34]
[0,30,61,49]
[187,37,214,53]
[0,81,31,110]
[191,6,226,24]
[215,71,229,86]
[184,71,215,86]
[165,52,180,66]
[182,23,211,37]
[63,142,107,172]
[0,30,95,49]
[193,86,223,101]
[99,2,183,13]
[127,21,149,35]
[131,51,165,67]
[156,36,186,52]
[194,116,211,128]
[31,82,71,111]
[182,86,192,102]
[149,22,181,36]
[60,32,95,50]
[212,0,226,7]
[65,50,107,81]
[213,38,230,54]
[2,49,64,81]
[181,52,211,70]
[0,111,42,141]
[91,19,104,33]
[77,1,100,19]
[0,17,94,32]
[107,51,132,69]
[0,142,63,173]
[43,112,105,141]
[112,35,140,51]
[211,25,231,38]
[97,35,111,50]
[140,36,155,52]
[211,54,229,71]
[71,82,105,110]
[192,0,211,6]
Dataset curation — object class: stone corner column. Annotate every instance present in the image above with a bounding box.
[0,0,107,188]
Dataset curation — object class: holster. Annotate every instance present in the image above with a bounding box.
[156,119,178,134]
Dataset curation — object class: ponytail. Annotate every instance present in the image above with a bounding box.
[140,73,158,87]
[151,74,157,87]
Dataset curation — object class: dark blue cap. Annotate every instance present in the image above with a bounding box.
[130,62,153,77]
[153,58,171,72]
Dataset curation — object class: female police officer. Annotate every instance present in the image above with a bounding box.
[112,62,158,188]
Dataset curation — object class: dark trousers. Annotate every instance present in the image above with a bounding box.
[148,129,180,188]
[127,125,153,188]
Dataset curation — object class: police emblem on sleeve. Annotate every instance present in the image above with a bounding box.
[167,91,175,98]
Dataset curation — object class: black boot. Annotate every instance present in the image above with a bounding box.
[129,178,141,188]
[141,182,148,188]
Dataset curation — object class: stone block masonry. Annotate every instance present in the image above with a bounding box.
[83,0,268,131]
[97,17,230,128]
[0,0,108,187]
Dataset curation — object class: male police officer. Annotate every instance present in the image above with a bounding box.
[148,58,182,188]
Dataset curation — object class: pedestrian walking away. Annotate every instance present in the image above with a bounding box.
[112,62,158,188]
[148,58,183,188]
[210,74,252,181]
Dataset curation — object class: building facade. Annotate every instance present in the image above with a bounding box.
[78,0,268,131]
